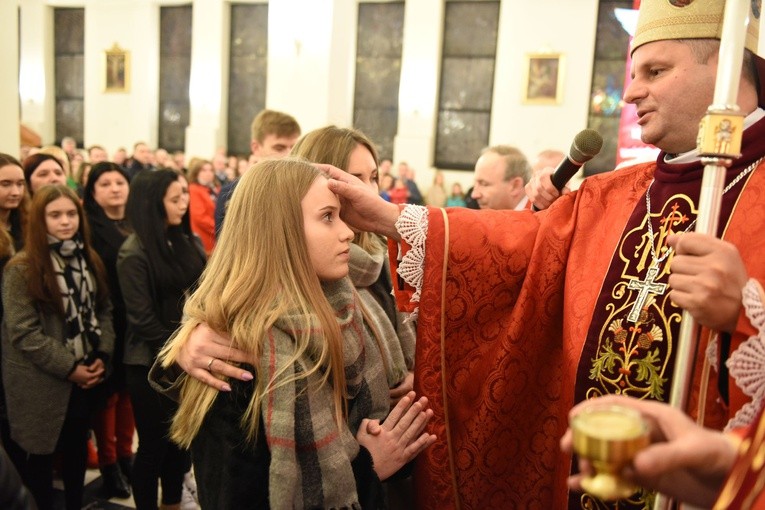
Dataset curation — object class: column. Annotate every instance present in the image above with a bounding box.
[0,0,20,155]
[266,0,356,131]
[393,0,443,174]
[185,0,229,157]
[19,0,55,147]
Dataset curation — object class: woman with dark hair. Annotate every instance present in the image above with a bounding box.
[117,170,206,510]
[0,153,29,477]
[22,154,67,195]
[2,184,114,510]
[0,154,28,286]
[83,162,134,499]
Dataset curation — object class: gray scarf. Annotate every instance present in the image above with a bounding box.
[348,243,415,386]
[263,277,390,509]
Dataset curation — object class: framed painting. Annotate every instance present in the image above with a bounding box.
[523,53,564,104]
[104,44,130,93]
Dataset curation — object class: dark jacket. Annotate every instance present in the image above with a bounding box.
[214,178,238,237]
[88,214,129,389]
[117,234,205,367]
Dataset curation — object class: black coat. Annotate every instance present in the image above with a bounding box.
[88,213,129,389]
[117,234,205,367]
[192,365,385,509]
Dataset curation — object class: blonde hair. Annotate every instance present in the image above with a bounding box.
[250,109,301,144]
[160,157,347,447]
[291,126,384,255]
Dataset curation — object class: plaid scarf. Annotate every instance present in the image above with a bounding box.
[49,234,101,361]
[348,243,415,386]
[264,277,390,509]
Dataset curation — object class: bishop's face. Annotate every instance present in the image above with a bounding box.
[623,40,718,154]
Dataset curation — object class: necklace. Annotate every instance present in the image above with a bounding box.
[645,157,763,264]
[626,157,763,323]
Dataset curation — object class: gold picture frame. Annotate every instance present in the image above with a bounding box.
[104,44,130,93]
[522,53,564,104]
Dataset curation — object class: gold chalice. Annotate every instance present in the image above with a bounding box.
[571,404,650,501]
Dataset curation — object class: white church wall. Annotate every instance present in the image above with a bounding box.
[1,0,21,155]
[400,0,599,196]
[266,0,357,134]
[12,0,599,182]
[83,0,162,155]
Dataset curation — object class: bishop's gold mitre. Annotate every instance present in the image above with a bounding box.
[631,0,761,55]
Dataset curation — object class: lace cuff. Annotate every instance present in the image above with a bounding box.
[725,279,765,430]
[394,205,429,320]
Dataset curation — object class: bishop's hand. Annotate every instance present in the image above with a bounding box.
[667,233,748,333]
[320,164,403,240]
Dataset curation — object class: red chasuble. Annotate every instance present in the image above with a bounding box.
[715,407,765,510]
[396,118,765,509]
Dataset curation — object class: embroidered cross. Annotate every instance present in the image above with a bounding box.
[627,266,667,323]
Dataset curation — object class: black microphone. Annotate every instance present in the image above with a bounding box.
[550,129,604,190]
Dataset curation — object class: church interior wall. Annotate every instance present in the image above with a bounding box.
[11,0,606,192]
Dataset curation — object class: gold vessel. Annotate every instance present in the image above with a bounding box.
[571,404,650,500]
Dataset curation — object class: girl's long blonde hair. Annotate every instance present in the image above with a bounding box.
[160,158,347,447]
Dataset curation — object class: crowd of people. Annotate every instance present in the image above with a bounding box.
[2,113,290,509]
[4,0,765,509]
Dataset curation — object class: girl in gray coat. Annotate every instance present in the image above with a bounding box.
[2,184,114,510]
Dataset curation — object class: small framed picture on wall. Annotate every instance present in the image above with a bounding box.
[523,53,564,104]
[104,44,130,93]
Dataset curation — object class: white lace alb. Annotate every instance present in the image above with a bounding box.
[725,279,765,431]
[394,205,429,320]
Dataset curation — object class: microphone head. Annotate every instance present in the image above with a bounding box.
[570,129,604,164]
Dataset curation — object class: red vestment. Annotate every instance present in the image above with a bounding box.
[394,120,765,509]
[715,406,765,510]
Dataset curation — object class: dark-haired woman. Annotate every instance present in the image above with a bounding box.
[83,162,134,499]
[2,184,114,510]
[22,153,67,195]
[0,154,28,477]
[117,170,206,510]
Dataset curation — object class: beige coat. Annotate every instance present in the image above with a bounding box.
[1,262,114,454]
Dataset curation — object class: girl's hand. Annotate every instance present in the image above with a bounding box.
[356,391,437,480]
[68,359,105,389]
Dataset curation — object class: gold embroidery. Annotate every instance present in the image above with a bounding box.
[588,194,696,402]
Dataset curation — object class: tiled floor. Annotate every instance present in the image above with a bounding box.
[51,467,200,509]
[52,468,134,509]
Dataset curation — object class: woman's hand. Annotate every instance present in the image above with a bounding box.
[68,358,105,389]
[356,391,437,480]
[389,371,414,407]
[525,167,569,211]
[176,323,254,391]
